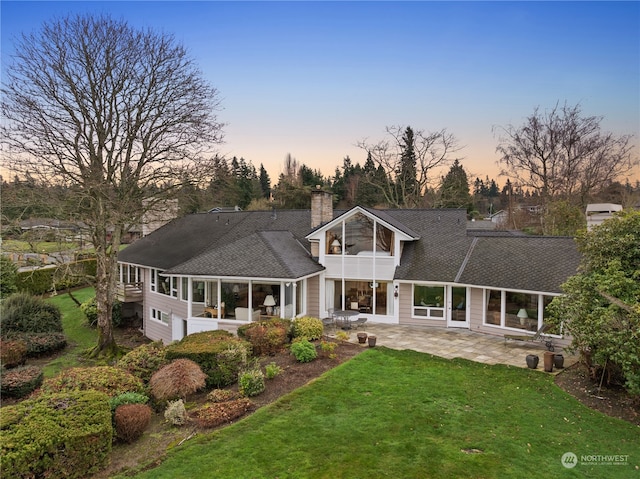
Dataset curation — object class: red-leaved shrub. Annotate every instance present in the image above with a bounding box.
[190,398,254,428]
[114,403,152,443]
[149,358,206,402]
[0,339,27,368]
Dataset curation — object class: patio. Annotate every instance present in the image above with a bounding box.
[332,323,578,372]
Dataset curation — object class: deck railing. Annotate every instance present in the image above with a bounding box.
[117,282,143,302]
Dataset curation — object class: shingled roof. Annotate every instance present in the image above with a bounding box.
[455,235,580,293]
[118,207,580,293]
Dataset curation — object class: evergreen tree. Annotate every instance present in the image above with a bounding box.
[258,164,271,199]
[437,159,472,211]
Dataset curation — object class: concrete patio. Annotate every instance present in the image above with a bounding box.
[330,323,578,372]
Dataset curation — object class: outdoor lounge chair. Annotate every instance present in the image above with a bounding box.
[504,324,554,351]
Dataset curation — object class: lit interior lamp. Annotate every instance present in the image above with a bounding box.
[263,295,276,315]
[517,308,528,326]
[331,239,341,254]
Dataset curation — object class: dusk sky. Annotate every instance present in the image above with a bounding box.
[2,1,639,184]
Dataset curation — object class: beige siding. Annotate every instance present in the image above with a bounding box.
[141,268,188,344]
[306,275,320,317]
[398,283,445,327]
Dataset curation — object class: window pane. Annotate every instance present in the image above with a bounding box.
[485,290,501,325]
[193,281,205,303]
[344,213,373,255]
[413,285,445,319]
[376,224,393,255]
[505,292,537,331]
[326,225,342,254]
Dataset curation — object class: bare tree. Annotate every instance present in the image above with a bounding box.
[494,102,637,209]
[357,126,461,208]
[2,14,223,356]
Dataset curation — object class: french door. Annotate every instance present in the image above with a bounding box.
[447,286,469,328]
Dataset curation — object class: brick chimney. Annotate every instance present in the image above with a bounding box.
[310,186,333,257]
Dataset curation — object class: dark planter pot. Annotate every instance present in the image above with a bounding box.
[526,354,539,369]
[357,332,368,344]
[553,353,564,369]
[543,351,555,372]
[367,335,377,347]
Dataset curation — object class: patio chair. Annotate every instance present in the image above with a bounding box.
[352,317,367,330]
[322,316,336,332]
[504,324,554,351]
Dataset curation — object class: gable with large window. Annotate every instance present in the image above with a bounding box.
[326,212,394,256]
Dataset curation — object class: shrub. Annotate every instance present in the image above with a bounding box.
[80,296,122,328]
[166,330,252,388]
[0,390,112,479]
[237,320,288,356]
[114,403,152,443]
[149,358,206,402]
[118,341,168,384]
[109,392,149,413]
[5,332,67,357]
[0,365,44,398]
[39,366,144,397]
[292,316,324,341]
[238,368,265,397]
[191,398,254,428]
[207,388,239,403]
[0,339,27,368]
[265,361,283,379]
[0,255,18,299]
[0,292,62,334]
[290,339,317,363]
[335,330,350,341]
[319,339,338,359]
[164,399,187,426]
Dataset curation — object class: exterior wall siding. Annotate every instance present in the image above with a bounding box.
[306,275,320,318]
[141,268,188,344]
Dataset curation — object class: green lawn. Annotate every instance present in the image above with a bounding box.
[45,287,97,377]
[124,348,639,479]
[2,239,80,254]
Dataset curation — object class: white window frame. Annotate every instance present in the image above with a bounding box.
[150,308,169,325]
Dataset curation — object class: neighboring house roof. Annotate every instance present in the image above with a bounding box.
[586,203,623,214]
[118,207,580,293]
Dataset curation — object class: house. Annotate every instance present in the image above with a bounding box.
[117,189,580,344]
[586,203,623,231]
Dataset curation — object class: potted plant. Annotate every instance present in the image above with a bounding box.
[357,332,368,344]
[526,354,539,369]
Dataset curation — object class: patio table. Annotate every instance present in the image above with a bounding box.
[333,309,359,330]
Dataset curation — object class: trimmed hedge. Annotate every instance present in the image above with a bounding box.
[166,330,252,388]
[15,258,96,295]
[0,390,112,478]
[39,366,144,398]
[0,365,44,398]
[117,341,168,384]
[0,292,62,334]
[0,339,27,368]
[4,332,67,357]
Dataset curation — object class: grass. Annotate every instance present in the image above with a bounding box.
[2,239,80,254]
[125,348,639,479]
[44,287,97,377]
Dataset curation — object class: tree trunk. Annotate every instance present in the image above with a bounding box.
[89,227,122,358]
